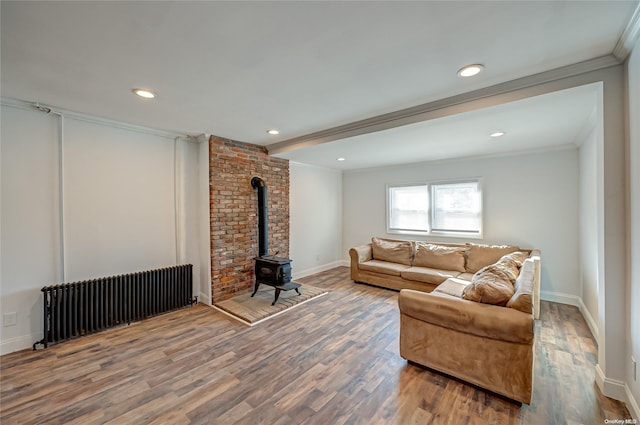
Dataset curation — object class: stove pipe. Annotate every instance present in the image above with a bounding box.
[251,176,268,257]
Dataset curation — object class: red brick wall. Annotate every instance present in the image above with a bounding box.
[209,135,290,303]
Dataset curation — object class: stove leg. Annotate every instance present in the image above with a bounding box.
[272,288,282,306]
[251,282,260,297]
[295,288,300,295]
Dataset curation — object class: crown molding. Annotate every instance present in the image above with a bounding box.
[613,2,640,61]
[267,55,620,156]
[192,133,210,144]
[343,143,577,175]
[1,97,191,140]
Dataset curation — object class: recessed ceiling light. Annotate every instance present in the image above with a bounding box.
[267,129,280,135]
[490,131,505,138]
[337,157,346,161]
[457,64,484,77]
[132,88,156,99]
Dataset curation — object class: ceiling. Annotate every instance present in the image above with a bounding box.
[277,83,600,170]
[2,1,638,170]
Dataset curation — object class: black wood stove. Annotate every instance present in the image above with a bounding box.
[251,176,300,305]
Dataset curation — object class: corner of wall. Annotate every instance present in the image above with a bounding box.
[625,383,640,420]
[540,291,599,343]
[579,298,600,343]
[596,364,628,401]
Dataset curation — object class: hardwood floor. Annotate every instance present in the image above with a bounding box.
[0,267,632,424]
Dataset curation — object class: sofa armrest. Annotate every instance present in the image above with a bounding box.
[529,249,541,320]
[349,244,372,281]
[398,289,534,344]
[349,244,372,264]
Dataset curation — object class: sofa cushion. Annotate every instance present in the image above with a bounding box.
[461,265,515,306]
[483,253,526,283]
[433,277,470,298]
[456,272,475,281]
[401,267,460,284]
[359,260,410,276]
[507,259,535,314]
[371,237,413,266]
[465,243,519,273]
[502,250,529,267]
[413,243,466,272]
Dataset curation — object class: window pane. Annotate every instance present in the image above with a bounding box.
[389,185,429,231]
[431,181,481,233]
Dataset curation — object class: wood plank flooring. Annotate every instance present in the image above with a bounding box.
[0,267,632,424]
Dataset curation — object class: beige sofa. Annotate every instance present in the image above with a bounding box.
[349,237,541,319]
[350,237,541,404]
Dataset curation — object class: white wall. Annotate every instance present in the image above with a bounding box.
[578,122,600,340]
[0,103,205,354]
[290,162,343,278]
[181,138,210,306]
[343,148,580,298]
[1,105,60,354]
[197,137,212,305]
[594,65,627,402]
[62,118,177,281]
[625,38,640,419]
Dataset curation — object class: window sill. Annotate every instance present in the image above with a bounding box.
[386,229,483,240]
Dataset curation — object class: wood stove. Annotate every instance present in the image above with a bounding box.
[250,176,300,305]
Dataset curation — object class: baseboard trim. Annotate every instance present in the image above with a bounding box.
[596,364,628,401]
[1,333,39,355]
[540,291,600,343]
[199,292,212,306]
[626,383,640,420]
[293,260,347,279]
[578,298,599,343]
[540,290,580,306]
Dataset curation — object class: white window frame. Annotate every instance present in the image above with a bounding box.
[386,183,430,233]
[386,178,483,238]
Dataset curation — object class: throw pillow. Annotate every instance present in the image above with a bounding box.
[371,237,413,266]
[485,253,526,283]
[501,251,529,267]
[465,243,519,273]
[462,266,515,306]
[413,243,466,272]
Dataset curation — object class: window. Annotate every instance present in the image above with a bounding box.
[387,179,482,237]
[388,185,429,232]
[431,181,482,234]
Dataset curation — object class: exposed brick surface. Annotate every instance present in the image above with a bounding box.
[209,135,289,303]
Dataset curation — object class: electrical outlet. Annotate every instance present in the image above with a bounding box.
[3,312,17,327]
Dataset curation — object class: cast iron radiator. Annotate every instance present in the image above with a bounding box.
[33,264,195,349]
